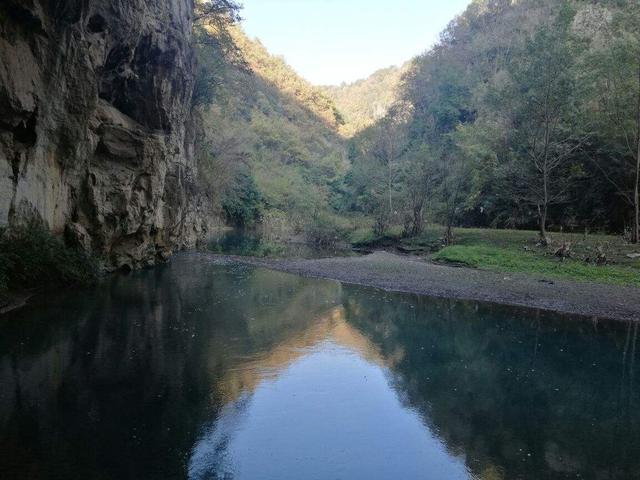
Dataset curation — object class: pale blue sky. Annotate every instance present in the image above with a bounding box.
[240,0,473,86]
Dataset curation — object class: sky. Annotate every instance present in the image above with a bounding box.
[240,0,473,86]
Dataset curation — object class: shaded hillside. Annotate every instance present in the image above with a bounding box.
[322,63,410,137]
[196,27,349,238]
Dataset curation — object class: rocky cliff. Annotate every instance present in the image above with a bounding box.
[0,0,212,270]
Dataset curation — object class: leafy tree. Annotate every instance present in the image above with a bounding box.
[488,3,587,242]
[192,0,244,107]
[349,108,408,235]
[222,170,263,226]
[399,143,438,236]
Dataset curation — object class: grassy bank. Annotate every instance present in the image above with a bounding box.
[433,245,640,287]
[350,224,640,287]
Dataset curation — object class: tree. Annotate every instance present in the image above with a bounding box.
[400,144,437,236]
[193,0,241,29]
[584,0,640,243]
[221,170,263,226]
[350,107,408,235]
[399,29,477,241]
[492,3,586,243]
[371,111,407,224]
[192,0,244,107]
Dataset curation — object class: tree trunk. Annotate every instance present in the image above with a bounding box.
[444,206,455,246]
[634,59,640,244]
[540,206,548,244]
[444,222,454,246]
[412,203,424,236]
[540,168,550,245]
[538,202,549,245]
[388,163,393,222]
[539,102,551,245]
[634,150,639,243]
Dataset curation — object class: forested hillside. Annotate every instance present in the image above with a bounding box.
[194,24,349,242]
[348,0,640,244]
[321,64,409,137]
[192,0,640,251]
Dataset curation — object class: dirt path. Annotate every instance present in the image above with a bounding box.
[207,251,640,322]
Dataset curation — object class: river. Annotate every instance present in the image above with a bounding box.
[0,253,638,479]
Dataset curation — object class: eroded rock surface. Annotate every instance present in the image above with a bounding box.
[0,0,212,270]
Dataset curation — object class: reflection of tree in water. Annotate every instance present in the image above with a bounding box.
[189,393,252,480]
[341,286,640,480]
[0,257,342,479]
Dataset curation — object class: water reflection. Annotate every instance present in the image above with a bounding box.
[342,288,640,479]
[0,254,638,479]
[188,306,470,480]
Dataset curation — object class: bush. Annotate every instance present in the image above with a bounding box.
[0,223,98,301]
[260,209,294,242]
[222,171,263,227]
[304,212,350,248]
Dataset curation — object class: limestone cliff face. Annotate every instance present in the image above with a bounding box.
[0,0,212,270]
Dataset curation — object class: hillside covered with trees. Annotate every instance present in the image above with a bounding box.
[321,64,409,137]
[347,0,640,246]
[193,0,640,252]
[193,18,349,243]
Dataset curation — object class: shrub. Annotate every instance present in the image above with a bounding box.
[221,171,263,227]
[304,212,350,247]
[260,209,294,242]
[0,223,98,301]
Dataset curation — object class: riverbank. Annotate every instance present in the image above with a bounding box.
[208,251,640,322]
[351,226,640,287]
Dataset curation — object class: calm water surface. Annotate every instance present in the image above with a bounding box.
[0,254,639,479]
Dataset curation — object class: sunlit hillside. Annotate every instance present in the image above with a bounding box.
[321,63,410,137]
[196,27,349,238]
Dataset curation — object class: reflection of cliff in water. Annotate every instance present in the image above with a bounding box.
[0,256,342,479]
[341,285,640,480]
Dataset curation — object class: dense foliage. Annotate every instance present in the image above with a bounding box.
[193,0,640,249]
[347,0,640,243]
[0,224,97,302]
[321,64,409,137]
[194,20,349,243]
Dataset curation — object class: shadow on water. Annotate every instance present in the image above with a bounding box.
[0,253,638,479]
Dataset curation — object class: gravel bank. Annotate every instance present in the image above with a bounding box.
[208,251,640,322]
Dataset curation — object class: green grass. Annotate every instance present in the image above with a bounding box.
[349,222,640,287]
[433,245,640,287]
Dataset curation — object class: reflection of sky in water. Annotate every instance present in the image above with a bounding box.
[189,340,471,480]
